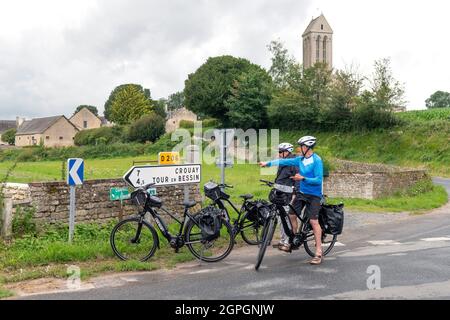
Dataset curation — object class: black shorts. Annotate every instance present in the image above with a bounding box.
[290,193,322,220]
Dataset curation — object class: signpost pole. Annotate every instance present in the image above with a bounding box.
[69,185,76,243]
[221,129,226,190]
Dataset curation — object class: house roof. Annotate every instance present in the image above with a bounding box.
[16,116,78,135]
[0,120,16,134]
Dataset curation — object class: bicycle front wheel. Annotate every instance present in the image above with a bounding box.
[110,217,158,262]
[185,217,234,262]
[255,217,277,271]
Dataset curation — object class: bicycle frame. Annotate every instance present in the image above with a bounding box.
[139,205,207,248]
[273,202,313,247]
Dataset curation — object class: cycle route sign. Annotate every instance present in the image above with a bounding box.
[123,164,201,188]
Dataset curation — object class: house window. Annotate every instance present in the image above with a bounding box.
[46,136,50,140]
[59,136,63,140]
[83,121,88,129]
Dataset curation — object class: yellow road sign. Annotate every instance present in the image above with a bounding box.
[158,152,181,165]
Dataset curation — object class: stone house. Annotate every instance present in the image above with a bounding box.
[69,107,102,131]
[15,115,79,147]
[0,120,17,145]
[165,107,198,132]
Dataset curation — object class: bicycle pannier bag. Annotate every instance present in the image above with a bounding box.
[197,206,223,241]
[204,182,230,201]
[319,204,344,235]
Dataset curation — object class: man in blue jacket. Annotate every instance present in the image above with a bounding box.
[260,136,324,265]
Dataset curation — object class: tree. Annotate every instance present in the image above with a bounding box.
[425,91,450,109]
[225,67,273,129]
[167,91,185,111]
[152,98,167,119]
[1,128,16,145]
[369,58,406,111]
[74,105,98,116]
[128,113,166,143]
[320,67,364,130]
[104,84,154,125]
[184,55,262,124]
[267,40,302,91]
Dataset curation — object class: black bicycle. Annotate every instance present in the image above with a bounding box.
[255,180,338,271]
[204,181,266,245]
[110,183,234,263]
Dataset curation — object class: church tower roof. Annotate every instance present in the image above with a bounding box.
[302,14,333,37]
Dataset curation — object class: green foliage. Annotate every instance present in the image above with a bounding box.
[128,113,166,143]
[167,91,185,111]
[1,128,16,145]
[12,207,36,237]
[184,55,263,125]
[225,67,273,130]
[426,91,450,109]
[74,126,126,146]
[201,118,220,128]
[179,120,194,128]
[152,99,167,119]
[104,84,154,124]
[396,107,450,122]
[74,105,98,116]
[267,40,301,90]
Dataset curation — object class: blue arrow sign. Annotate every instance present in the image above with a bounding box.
[67,158,84,186]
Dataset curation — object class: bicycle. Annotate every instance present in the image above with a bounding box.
[204,181,266,245]
[110,183,234,263]
[255,180,338,271]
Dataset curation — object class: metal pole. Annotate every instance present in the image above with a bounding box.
[69,186,76,243]
[221,129,226,189]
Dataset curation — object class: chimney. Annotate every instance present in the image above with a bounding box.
[16,116,25,128]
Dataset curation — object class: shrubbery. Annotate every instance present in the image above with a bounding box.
[128,113,166,143]
[179,120,194,128]
[74,126,126,146]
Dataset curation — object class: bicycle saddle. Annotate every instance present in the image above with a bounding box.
[240,194,254,200]
[183,200,197,209]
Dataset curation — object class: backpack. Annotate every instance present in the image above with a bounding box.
[196,206,223,241]
[319,203,344,235]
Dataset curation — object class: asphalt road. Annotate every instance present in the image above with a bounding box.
[19,178,450,300]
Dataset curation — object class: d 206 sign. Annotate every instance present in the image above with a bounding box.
[123,164,201,188]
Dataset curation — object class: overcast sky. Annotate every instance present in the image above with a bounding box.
[1,0,449,120]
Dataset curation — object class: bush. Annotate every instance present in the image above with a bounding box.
[179,120,194,128]
[201,118,220,128]
[74,126,126,146]
[128,113,166,143]
[1,128,16,145]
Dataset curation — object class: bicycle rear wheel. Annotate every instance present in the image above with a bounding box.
[240,212,264,245]
[303,228,338,257]
[110,217,158,262]
[185,216,234,262]
[255,217,277,271]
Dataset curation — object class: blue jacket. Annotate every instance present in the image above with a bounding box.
[266,153,323,197]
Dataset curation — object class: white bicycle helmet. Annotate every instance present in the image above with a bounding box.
[278,143,294,153]
[297,136,317,148]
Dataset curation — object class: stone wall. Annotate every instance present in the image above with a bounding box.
[1,179,201,237]
[323,160,428,200]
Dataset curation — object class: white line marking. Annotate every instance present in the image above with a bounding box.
[421,237,450,242]
[367,240,401,245]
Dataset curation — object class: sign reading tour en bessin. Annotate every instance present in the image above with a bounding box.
[123,164,201,188]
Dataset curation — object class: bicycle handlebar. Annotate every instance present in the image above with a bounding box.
[259,179,274,187]
[219,183,234,189]
[138,183,156,191]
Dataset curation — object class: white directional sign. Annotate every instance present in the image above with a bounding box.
[67,158,84,186]
[123,164,201,188]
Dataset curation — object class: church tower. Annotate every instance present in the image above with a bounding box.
[302,14,333,69]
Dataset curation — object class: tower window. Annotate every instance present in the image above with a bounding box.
[321,24,324,30]
[323,37,327,63]
[316,36,321,62]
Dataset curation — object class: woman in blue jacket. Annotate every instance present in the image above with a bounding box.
[260,136,324,265]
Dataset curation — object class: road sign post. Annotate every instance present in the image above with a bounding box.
[67,158,84,243]
[214,129,235,190]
